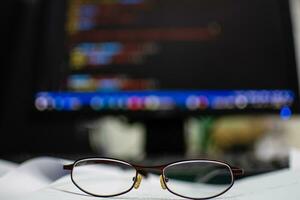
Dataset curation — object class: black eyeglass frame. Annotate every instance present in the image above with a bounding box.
[63,157,244,200]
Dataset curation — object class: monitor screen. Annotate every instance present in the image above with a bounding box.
[34,0,299,115]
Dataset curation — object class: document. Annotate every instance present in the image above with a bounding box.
[0,157,299,200]
[0,159,17,177]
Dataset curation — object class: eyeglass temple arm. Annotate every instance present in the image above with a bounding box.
[63,164,73,170]
[231,166,244,177]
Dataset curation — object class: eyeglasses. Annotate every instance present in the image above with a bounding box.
[63,157,244,200]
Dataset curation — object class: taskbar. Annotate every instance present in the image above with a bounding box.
[34,90,295,115]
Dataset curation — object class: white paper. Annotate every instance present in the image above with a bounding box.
[0,157,300,200]
[0,159,18,177]
[8,169,300,200]
[0,157,69,199]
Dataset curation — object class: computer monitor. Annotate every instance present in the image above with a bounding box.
[35,0,299,115]
[33,0,299,154]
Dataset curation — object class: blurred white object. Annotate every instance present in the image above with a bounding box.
[290,148,300,170]
[185,118,202,157]
[88,116,146,160]
[254,119,289,162]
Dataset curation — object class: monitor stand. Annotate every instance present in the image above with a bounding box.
[142,117,185,156]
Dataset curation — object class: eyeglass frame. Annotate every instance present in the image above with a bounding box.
[63,157,244,200]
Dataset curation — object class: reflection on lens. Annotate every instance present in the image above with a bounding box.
[72,158,137,196]
[163,160,233,199]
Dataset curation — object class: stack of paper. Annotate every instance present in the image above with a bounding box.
[0,156,299,200]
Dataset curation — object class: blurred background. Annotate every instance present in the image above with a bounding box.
[1,0,300,176]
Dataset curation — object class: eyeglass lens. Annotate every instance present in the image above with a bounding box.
[163,160,233,199]
[72,158,137,196]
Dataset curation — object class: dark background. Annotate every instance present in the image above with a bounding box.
[0,0,298,162]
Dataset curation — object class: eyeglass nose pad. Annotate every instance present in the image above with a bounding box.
[133,173,143,189]
[160,175,167,190]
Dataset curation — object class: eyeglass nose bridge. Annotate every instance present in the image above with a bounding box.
[133,173,168,190]
[133,166,168,190]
